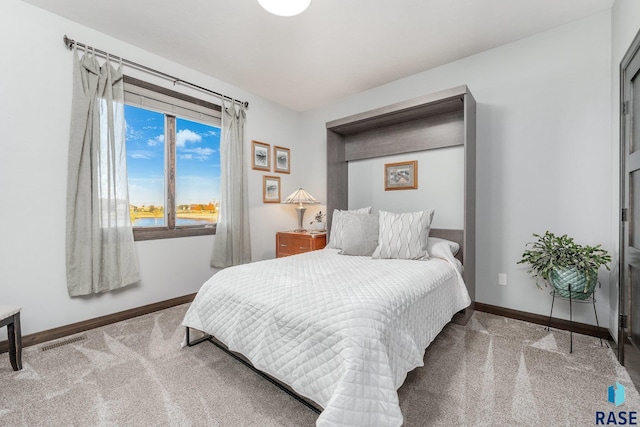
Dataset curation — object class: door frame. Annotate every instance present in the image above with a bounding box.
[619,27,640,365]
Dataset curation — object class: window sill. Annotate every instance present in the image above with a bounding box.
[133,224,216,241]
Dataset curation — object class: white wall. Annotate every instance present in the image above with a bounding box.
[609,0,640,339]
[348,147,464,229]
[0,0,308,337]
[302,11,613,327]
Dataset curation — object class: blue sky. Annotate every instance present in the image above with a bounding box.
[124,105,221,207]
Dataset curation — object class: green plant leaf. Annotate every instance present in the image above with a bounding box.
[518,231,611,287]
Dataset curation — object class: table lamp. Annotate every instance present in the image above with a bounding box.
[283,188,320,232]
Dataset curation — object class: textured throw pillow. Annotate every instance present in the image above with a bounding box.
[371,209,435,260]
[338,213,379,256]
[327,207,372,249]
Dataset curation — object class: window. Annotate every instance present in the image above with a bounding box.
[123,77,222,240]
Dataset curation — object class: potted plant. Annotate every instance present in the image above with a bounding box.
[518,231,611,300]
[309,211,326,231]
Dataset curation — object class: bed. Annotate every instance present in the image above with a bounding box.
[182,210,471,427]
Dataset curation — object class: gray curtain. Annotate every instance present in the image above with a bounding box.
[211,100,251,268]
[66,48,140,296]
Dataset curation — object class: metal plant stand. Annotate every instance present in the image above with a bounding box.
[545,283,603,353]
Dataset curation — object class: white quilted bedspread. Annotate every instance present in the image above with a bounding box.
[182,248,470,426]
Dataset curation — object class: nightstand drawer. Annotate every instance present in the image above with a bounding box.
[276,231,326,258]
[278,235,311,255]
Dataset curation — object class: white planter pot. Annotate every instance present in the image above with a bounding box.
[314,222,326,231]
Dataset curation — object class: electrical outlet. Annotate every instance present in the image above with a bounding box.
[498,273,507,286]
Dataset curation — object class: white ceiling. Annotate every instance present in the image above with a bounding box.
[23,0,613,112]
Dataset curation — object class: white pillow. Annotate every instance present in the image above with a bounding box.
[327,207,372,249]
[338,213,379,256]
[426,237,459,257]
[371,209,434,260]
[427,237,463,274]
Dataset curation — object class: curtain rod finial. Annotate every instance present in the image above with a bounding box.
[63,35,73,50]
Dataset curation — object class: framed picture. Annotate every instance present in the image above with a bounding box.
[252,140,270,171]
[263,176,281,203]
[384,160,418,190]
[273,146,290,174]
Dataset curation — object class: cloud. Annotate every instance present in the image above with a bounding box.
[125,121,145,141]
[128,150,155,160]
[176,129,202,147]
[180,147,215,161]
[147,134,165,147]
[189,147,215,156]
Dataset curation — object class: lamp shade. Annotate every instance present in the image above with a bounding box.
[283,188,320,205]
[257,0,311,16]
[283,188,319,232]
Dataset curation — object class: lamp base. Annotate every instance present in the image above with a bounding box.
[294,206,307,232]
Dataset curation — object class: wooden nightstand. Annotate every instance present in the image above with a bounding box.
[276,231,327,258]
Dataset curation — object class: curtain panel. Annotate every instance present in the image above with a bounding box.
[66,48,140,296]
[211,101,251,268]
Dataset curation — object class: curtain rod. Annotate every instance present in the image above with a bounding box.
[63,35,249,109]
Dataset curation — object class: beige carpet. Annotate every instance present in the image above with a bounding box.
[1,305,638,426]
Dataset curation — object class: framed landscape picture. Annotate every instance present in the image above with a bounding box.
[384,160,418,190]
[263,176,281,203]
[252,140,270,171]
[273,146,290,174]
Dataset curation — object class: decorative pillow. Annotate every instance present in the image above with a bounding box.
[338,213,379,256]
[327,207,372,249]
[371,209,435,260]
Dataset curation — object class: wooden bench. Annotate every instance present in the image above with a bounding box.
[0,306,22,371]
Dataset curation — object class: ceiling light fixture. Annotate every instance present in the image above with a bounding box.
[257,0,311,17]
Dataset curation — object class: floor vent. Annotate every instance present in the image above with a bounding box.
[40,335,86,352]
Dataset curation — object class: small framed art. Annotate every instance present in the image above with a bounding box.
[273,146,290,174]
[384,160,418,190]
[263,176,281,203]
[252,140,270,171]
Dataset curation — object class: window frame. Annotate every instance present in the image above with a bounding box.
[123,76,222,241]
